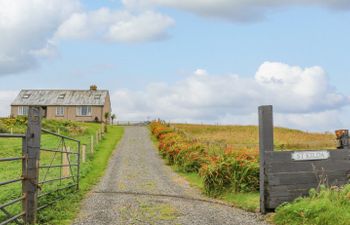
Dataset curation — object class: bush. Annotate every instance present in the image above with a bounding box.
[199,155,259,196]
[150,121,259,197]
[0,117,27,133]
[42,119,86,135]
[0,122,8,133]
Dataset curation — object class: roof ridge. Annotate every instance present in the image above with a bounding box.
[19,89,109,91]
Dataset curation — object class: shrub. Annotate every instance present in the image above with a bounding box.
[199,154,259,196]
[150,121,260,196]
[42,119,86,135]
[0,122,8,133]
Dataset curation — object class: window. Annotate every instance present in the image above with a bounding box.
[22,94,30,99]
[18,106,29,116]
[58,94,66,99]
[56,106,64,116]
[76,106,91,116]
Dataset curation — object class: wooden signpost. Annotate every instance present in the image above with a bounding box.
[259,105,350,213]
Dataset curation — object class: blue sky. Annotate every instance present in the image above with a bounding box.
[1,0,350,131]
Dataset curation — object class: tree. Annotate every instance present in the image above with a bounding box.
[111,114,116,125]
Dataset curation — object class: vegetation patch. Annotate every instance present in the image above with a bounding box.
[150,121,337,214]
[0,119,123,224]
[274,185,350,225]
[37,125,123,224]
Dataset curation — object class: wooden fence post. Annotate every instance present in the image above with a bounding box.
[22,106,42,224]
[96,131,99,144]
[258,105,274,214]
[90,135,94,154]
[336,129,349,149]
[62,147,70,177]
[82,145,86,163]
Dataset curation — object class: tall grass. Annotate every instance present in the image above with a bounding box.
[174,124,336,151]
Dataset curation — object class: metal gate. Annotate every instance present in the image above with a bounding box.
[0,107,80,224]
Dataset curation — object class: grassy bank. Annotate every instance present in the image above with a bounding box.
[151,126,259,212]
[38,125,123,224]
[274,185,350,225]
[173,167,259,212]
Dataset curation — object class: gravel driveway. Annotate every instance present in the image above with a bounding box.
[73,126,268,225]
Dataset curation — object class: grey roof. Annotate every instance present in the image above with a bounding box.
[11,89,109,106]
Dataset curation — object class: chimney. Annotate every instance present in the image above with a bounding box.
[90,85,97,91]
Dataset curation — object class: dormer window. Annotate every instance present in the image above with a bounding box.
[58,94,66,99]
[22,94,30,99]
[94,94,101,100]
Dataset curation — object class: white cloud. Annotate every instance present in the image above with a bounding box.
[56,9,175,43]
[0,1,174,76]
[123,0,350,22]
[0,0,80,75]
[0,91,18,117]
[111,62,350,131]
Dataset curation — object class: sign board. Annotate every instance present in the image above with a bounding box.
[292,151,330,161]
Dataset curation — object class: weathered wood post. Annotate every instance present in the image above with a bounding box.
[259,105,274,214]
[22,106,42,224]
[336,129,349,149]
[90,135,94,154]
[82,144,86,163]
[62,147,70,177]
[96,131,99,144]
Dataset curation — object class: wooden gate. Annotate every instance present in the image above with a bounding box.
[259,105,350,213]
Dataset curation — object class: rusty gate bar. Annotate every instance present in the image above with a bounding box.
[0,133,27,225]
[40,128,80,191]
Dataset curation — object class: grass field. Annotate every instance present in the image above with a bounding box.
[173,123,336,151]
[0,118,123,224]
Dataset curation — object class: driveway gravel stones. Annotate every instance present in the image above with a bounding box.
[73,126,268,225]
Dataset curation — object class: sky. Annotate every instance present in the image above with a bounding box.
[1,0,350,132]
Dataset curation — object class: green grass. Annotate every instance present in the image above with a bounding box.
[172,165,259,212]
[0,119,123,224]
[274,185,350,225]
[37,125,123,224]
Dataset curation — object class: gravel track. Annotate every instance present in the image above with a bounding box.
[73,126,268,225]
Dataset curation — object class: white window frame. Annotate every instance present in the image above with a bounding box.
[76,106,91,116]
[18,106,29,116]
[56,106,65,116]
[58,94,66,99]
